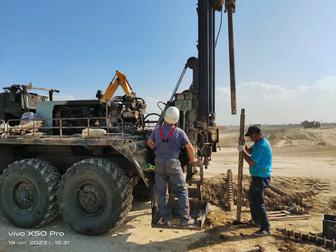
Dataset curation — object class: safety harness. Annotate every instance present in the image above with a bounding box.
[159,126,176,143]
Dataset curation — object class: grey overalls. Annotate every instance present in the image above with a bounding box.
[154,126,190,222]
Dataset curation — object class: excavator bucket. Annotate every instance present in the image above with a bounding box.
[151,162,209,229]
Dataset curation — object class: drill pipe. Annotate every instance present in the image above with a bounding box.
[266,202,306,215]
[225,169,234,211]
[264,191,314,209]
[264,188,280,199]
[277,228,336,250]
[292,191,317,198]
[268,184,290,197]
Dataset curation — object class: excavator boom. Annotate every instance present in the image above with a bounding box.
[100,70,134,102]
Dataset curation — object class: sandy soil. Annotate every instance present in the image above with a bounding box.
[0,125,335,252]
[211,125,336,179]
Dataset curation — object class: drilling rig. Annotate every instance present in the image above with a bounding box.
[0,0,237,234]
[151,0,237,227]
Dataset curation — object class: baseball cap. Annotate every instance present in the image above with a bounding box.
[245,125,261,136]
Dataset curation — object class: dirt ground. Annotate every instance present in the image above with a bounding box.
[0,125,335,252]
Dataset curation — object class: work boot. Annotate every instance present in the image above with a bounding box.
[253,228,272,236]
[163,220,172,227]
[246,219,259,227]
[180,218,195,227]
[158,218,172,227]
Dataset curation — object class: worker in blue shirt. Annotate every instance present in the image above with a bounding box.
[147,106,197,227]
[238,125,272,236]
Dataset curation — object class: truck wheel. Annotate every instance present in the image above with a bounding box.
[0,159,61,227]
[59,158,133,235]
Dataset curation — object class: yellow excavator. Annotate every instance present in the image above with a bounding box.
[99,70,135,102]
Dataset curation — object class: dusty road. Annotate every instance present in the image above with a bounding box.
[0,201,206,252]
[0,126,335,252]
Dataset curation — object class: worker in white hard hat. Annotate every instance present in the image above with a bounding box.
[147,106,197,227]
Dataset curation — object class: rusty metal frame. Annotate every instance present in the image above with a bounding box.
[4,116,124,139]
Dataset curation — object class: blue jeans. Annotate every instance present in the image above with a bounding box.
[154,158,189,221]
[248,176,271,231]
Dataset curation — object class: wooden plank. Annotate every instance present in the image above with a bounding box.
[268,213,287,217]
[268,211,284,214]
[269,215,311,221]
[236,108,245,222]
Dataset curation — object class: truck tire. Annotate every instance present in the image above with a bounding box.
[0,159,61,227]
[59,158,133,235]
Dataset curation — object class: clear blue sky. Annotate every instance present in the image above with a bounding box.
[1,0,335,124]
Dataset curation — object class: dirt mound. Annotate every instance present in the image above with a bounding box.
[218,126,336,149]
[202,174,334,215]
[267,128,336,148]
[328,197,336,210]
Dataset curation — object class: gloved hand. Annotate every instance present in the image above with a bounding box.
[238,143,245,152]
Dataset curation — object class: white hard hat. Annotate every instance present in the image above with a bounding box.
[164,106,180,124]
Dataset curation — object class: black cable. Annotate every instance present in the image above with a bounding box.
[144,113,161,121]
[215,8,223,48]
[157,101,166,112]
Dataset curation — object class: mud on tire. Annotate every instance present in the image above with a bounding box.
[0,158,61,227]
[59,158,133,235]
